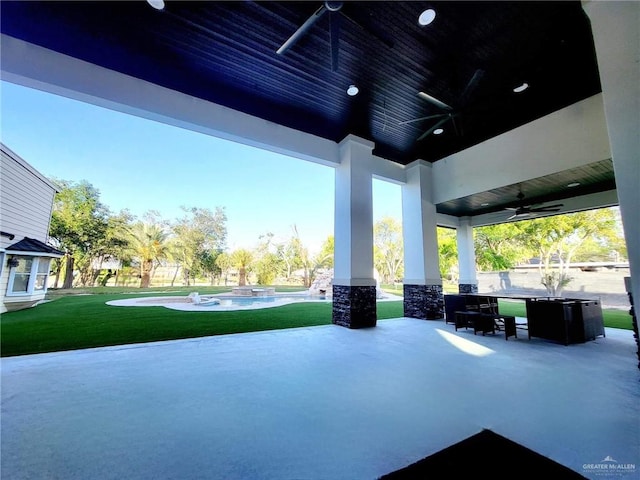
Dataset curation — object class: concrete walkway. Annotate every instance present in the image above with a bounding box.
[2,318,638,479]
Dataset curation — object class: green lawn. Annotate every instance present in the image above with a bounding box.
[0,289,404,357]
[1,288,631,357]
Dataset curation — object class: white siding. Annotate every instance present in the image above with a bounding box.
[0,143,57,250]
[0,143,57,313]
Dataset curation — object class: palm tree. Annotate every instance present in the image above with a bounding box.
[129,222,169,288]
[231,249,253,286]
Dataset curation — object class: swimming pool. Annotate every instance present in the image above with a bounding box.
[205,295,328,307]
[106,293,331,311]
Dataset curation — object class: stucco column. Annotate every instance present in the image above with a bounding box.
[456,218,478,294]
[583,1,639,336]
[332,135,377,328]
[401,160,444,319]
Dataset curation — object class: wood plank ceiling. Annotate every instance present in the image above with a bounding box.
[1,1,613,217]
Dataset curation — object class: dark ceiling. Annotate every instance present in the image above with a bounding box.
[0,1,614,217]
[438,158,616,217]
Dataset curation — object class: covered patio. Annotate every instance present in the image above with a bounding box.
[1,2,637,326]
[2,319,638,479]
[1,2,638,478]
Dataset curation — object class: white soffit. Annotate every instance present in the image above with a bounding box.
[0,34,341,168]
[431,93,611,204]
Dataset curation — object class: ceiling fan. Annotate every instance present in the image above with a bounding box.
[400,69,485,141]
[276,1,392,72]
[504,191,564,220]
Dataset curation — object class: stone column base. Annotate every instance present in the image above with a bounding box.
[403,284,444,320]
[459,283,478,294]
[332,285,377,328]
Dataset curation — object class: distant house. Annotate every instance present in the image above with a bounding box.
[0,143,63,314]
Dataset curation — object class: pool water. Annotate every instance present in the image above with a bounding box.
[205,295,328,307]
[107,291,398,312]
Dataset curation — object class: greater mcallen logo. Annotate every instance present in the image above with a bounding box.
[583,456,636,476]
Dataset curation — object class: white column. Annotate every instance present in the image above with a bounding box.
[402,161,441,285]
[401,161,444,319]
[333,135,376,287]
[456,218,477,289]
[332,135,377,328]
[583,1,640,310]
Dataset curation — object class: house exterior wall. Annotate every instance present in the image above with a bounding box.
[0,144,56,247]
[0,143,58,313]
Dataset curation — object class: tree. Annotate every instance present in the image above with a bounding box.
[164,239,183,287]
[128,221,169,288]
[49,179,112,288]
[254,233,284,285]
[304,236,334,289]
[437,227,458,282]
[276,239,302,281]
[289,225,317,287]
[275,231,334,287]
[255,252,281,285]
[172,206,227,285]
[374,217,403,284]
[199,249,223,285]
[87,209,133,286]
[215,252,233,286]
[519,208,618,296]
[50,257,64,289]
[474,223,530,271]
[571,207,627,262]
[231,249,253,286]
[317,235,334,269]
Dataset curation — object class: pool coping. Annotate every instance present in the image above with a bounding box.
[105,292,403,312]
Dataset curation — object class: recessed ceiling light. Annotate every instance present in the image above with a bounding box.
[347,84,359,96]
[433,128,444,135]
[418,9,436,26]
[147,0,165,10]
[513,82,529,93]
[567,182,581,188]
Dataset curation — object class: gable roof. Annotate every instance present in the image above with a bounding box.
[5,237,64,257]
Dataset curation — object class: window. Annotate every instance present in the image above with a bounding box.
[35,258,50,291]
[7,256,52,296]
[10,257,33,293]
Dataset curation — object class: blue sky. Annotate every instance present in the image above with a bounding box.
[1,81,402,253]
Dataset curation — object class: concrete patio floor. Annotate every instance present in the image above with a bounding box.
[2,318,638,479]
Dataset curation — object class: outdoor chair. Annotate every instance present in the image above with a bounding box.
[454,310,480,332]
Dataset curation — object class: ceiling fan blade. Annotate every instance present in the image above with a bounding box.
[329,11,340,71]
[508,211,534,220]
[531,204,564,211]
[417,91,453,111]
[399,113,449,125]
[276,4,327,55]
[459,68,485,106]
[417,116,450,142]
[450,113,462,136]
